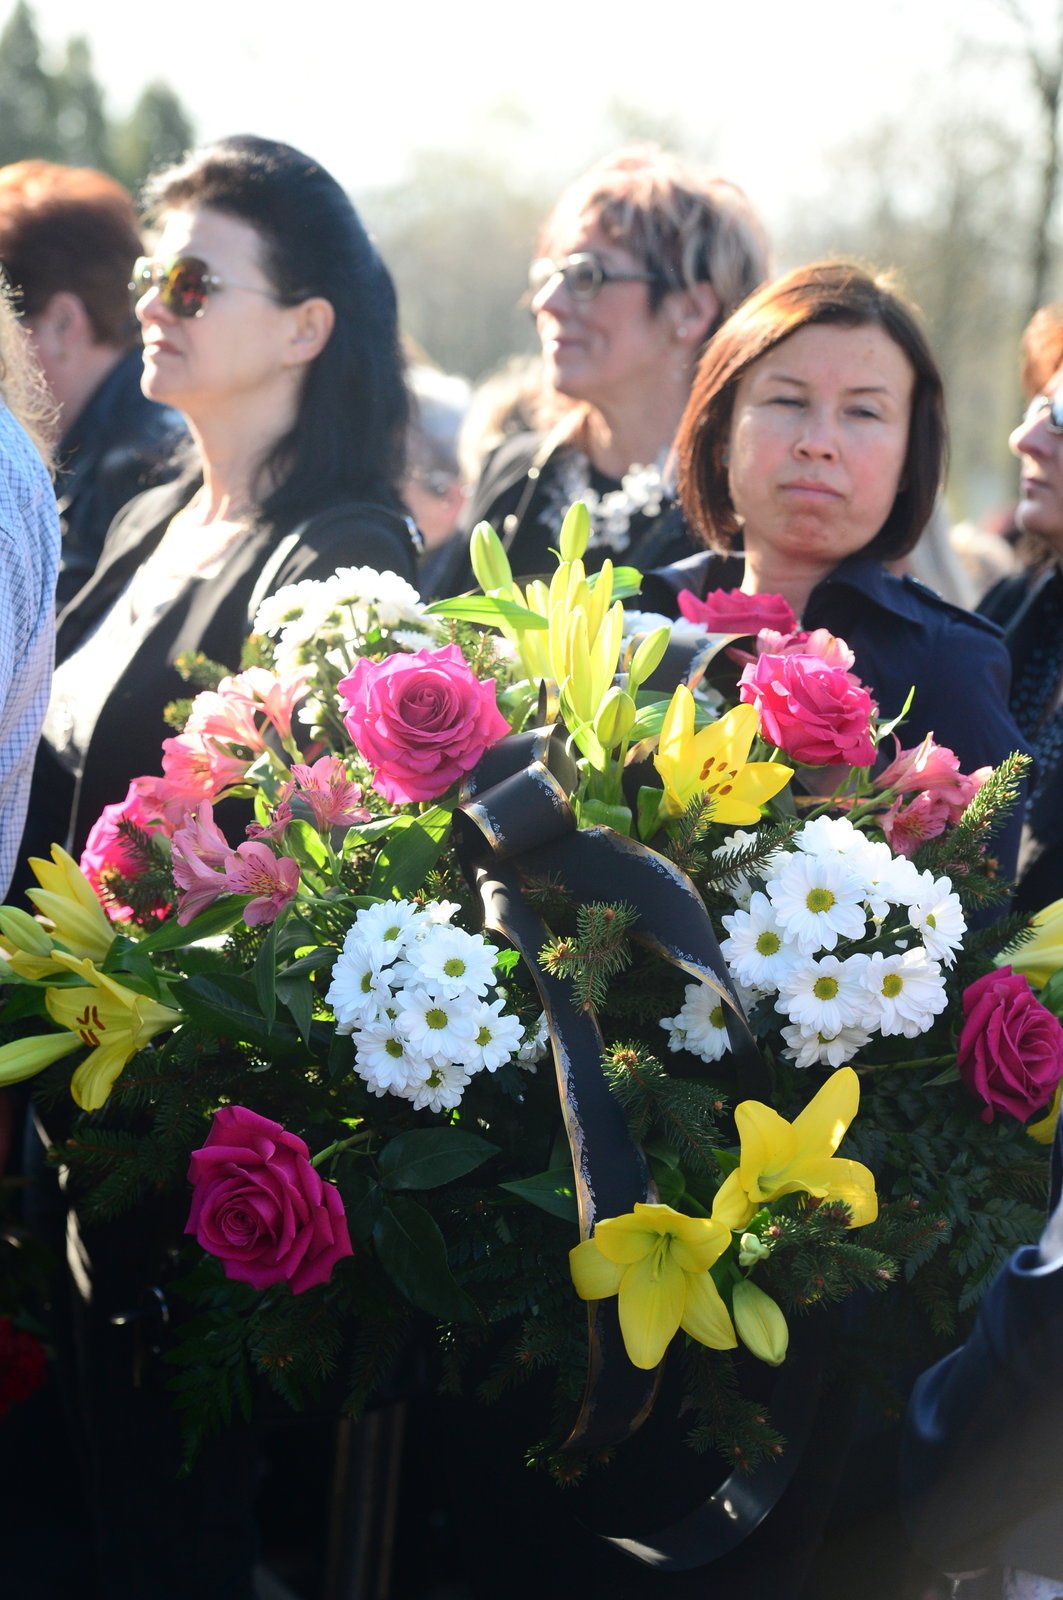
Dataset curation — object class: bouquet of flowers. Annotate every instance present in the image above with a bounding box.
[2,505,1058,1532]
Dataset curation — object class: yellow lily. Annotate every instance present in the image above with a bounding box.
[654,689,794,823]
[1029,1080,1062,1146]
[24,845,115,964]
[732,1279,789,1366]
[712,1067,878,1231]
[44,953,183,1112]
[1000,897,1063,990]
[570,1201,736,1370]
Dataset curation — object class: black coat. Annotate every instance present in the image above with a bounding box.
[20,474,418,874]
[642,549,1029,882]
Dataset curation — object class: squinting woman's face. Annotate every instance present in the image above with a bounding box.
[1010,367,1063,553]
[726,321,915,574]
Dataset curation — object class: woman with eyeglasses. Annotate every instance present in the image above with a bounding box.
[19,134,418,877]
[980,303,1063,913]
[440,146,768,590]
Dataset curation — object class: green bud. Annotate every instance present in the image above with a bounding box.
[0,906,52,956]
[738,1232,772,1267]
[592,687,637,750]
[626,625,671,693]
[732,1279,789,1367]
[558,501,591,563]
[469,521,514,594]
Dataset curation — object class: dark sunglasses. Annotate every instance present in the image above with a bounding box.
[129,255,276,319]
[528,251,660,303]
[1022,392,1063,435]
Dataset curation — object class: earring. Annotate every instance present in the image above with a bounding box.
[676,321,690,340]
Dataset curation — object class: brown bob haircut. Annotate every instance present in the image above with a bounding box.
[677,260,948,563]
[0,161,142,349]
[1019,302,1063,401]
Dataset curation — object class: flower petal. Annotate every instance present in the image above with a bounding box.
[790,1066,859,1161]
[593,1205,671,1265]
[569,1238,625,1301]
[711,1169,756,1231]
[680,1270,738,1351]
[617,1249,686,1369]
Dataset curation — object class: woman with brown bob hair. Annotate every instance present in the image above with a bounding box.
[643,261,1025,872]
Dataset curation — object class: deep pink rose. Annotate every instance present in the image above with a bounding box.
[677,587,797,635]
[958,967,1063,1124]
[186,1106,353,1293]
[739,652,877,767]
[80,782,175,922]
[338,642,510,803]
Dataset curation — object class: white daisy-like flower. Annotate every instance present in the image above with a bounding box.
[794,815,864,857]
[516,1011,549,1066]
[851,839,917,919]
[775,953,871,1035]
[780,1021,874,1069]
[407,925,496,997]
[404,1056,473,1113]
[348,901,424,964]
[711,830,789,909]
[859,949,948,1038]
[660,1012,689,1052]
[908,874,967,967]
[671,982,731,1063]
[396,987,480,1062]
[253,579,329,637]
[421,900,461,927]
[327,944,396,1033]
[767,852,867,955]
[466,997,524,1072]
[721,891,802,993]
[327,567,425,630]
[353,1020,421,1096]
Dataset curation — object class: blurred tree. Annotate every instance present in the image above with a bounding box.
[55,37,110,171]
[0,2,57,163]
[112,83,195,191]
[994,0,1063,320]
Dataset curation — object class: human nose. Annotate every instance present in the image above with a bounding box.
[134,276,171,327]
[793,404,839,461]
[1010,407,1051,460]
[530,268,570,318]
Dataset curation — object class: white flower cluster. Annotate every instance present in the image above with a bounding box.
[326,899,532,1111]
[663,816,965,1070]
[254,566,439,678]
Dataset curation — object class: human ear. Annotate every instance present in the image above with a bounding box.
[284,296,335,367]
[669,281,720,347]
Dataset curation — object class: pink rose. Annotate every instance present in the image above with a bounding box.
[677,587,797,635]
[739,652,877,767]
[339,643,510,804]
[186,1106,353,1293]
[958,967,1063,1124]
[80,781,175,922]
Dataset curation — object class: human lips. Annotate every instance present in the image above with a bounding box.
[779,479,844,500]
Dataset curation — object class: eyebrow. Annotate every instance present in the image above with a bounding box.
[759,371,896,397]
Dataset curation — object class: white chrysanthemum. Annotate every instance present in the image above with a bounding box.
[780,1021,874,1069]
[721,890,802,992]
[908,874,967,967]
[660,1013,689,1052]
[859,949,948,1038]
[407,924,496,997]
[324,567,425,630]
[794,815,865,857]
[466,997,524,1072]
[775,953,871,1034]
[669,982,731,1063]
[767,852,867,955]
[421,900,461,926]
[327,945,396,1033]
[404,1056,473,1113]
[517,1011,549,1066]
[253,579,330,637]
[344,901,424,962]
[353,1020,421,1096]
[396,987,480,1062]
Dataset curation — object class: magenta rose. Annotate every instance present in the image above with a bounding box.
[80,781,175,922]
[957,967,1063,1124]
[739,652,877,767]
[186,1106,353,1293]
[339,642,510,804]
[677,587,797,636]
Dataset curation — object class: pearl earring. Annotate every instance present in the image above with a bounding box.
[676,321,690,340]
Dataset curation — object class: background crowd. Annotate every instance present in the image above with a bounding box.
[0,16,1059,1594]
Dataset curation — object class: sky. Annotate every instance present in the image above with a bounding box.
[11,0,1039,231]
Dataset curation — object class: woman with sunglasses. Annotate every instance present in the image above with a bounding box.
[980,305,1063,913]
[439,146,768,590]
[20,134,417,874]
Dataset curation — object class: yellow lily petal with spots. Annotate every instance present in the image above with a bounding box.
[45,953,183,1112]
[654,689,793,824]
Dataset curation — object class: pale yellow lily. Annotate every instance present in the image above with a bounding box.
[1029,1080,1062,1146]
[570,1201,736,1370]
[732,1279,789,1366]
[654,690,794,823]
[24,845,115,964]
[1000,897,1063,990]
[712,1067,878,1231]
[44,952,183,1111]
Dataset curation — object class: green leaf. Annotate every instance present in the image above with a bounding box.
[170,974,300,1056]
[341,1170,384,1243]
[499,1167,578,1223]
[286,818,328,870]
[372,1196,478,1320]
[378,1128,499,1191]
[636,785,664,840]
[276,971,314,1044]
[423,595,548,630]
[368,807,452,899]
[253,919,279,1029]
[578,798,633,835]
[628,700,675,741]
[588,566,642,599]
[649,1156,687,1208]
[138,897,248,954]
[1038,968,1063,1017]
[875,685,917,746]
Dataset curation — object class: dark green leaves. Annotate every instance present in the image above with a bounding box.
[378,1127,498,1191]
[372,1196,477,1321]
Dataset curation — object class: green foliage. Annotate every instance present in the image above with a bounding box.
[915,752,1030,908]
[539,900,638,1010]
[681,1344,787,1471]
[603,1042,725,1178]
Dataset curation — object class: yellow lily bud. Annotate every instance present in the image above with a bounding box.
[469,521,514,594]
[593,687,637,751]
[0,1031,81,1087]
[732,1279,789,1366]
[1000,897,1063,990]
[564,608,594,723]
[558,501,590,562]
[627,625,671,694]
[1029,1080,1062,1146]
[586,559,614,641]
[589,600,625,711]
[26,845,114,963]
[0,907,52,957]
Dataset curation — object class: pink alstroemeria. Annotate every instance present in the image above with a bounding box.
[245,800,294,843]
[185,686,266,754]
[284,755,370,833]
[80,782,175,922]
[222,842,300,926]
[172,802,233,924]
[877,733,986,811]
[160,732,251,806]
[227,666,312,745]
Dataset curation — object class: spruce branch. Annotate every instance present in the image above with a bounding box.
[539,901,639,1010]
